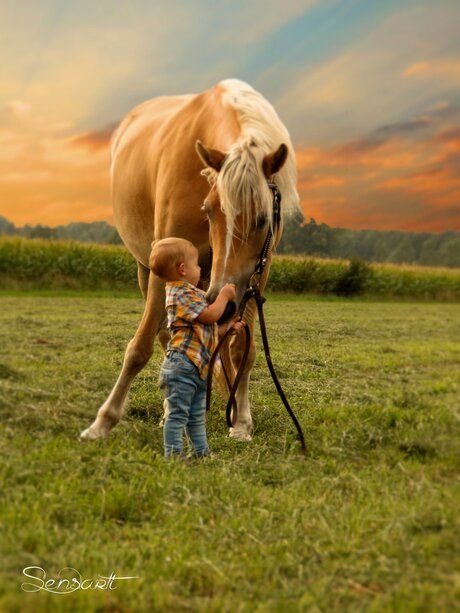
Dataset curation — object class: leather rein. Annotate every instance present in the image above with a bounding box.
[206,182,307,456]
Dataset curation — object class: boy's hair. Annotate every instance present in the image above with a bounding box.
[149,237,197,281]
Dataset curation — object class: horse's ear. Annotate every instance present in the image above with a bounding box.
[263,143,288,178]
[195,140,226,172]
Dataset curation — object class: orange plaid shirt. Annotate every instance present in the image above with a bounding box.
[165,281,218,380]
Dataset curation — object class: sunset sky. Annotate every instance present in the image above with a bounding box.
[1,0,460,232]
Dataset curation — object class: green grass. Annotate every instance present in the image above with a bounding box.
[2,237,460,299]
[0,295,459,612]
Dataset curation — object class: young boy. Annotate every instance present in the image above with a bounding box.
[149,237,240,458]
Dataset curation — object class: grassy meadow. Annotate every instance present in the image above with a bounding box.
[0,292,459,612]
[1,237,460,300]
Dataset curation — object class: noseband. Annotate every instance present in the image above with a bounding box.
[206,181,307,456]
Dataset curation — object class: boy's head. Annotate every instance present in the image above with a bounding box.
[149,237,200,284]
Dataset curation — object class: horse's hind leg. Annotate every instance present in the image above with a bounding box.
[80,273,165,440]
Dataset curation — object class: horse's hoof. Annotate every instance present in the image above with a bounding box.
[79,423,109,441]
[229,427,252,442]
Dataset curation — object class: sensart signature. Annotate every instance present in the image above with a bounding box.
[21,566,137,594]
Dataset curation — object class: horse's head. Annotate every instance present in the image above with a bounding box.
[196,138,288,324]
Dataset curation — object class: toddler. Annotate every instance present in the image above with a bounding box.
[150,237,239,457]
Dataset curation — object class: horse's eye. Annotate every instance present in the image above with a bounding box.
[255,214,268,229]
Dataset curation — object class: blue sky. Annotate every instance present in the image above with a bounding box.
[1,0,460,230]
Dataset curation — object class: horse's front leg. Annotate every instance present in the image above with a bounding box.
[80,274,165,440]
[228,301,257,441]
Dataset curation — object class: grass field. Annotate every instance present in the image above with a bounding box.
[0,293,459,612]
[2,237,460,300]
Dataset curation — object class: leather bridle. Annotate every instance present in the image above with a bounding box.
[206,182,307,456]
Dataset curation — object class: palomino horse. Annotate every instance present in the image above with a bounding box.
[80,79,299,442]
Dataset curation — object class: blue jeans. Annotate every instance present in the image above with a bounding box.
[159,350,209,457]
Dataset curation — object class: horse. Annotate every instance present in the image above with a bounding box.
[80,79,300,443]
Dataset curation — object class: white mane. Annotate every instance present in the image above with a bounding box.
[217,79,300,240]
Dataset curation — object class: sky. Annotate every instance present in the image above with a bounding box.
[1,0,460,232]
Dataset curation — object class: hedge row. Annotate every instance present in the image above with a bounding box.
[269,256,460,299]
[0,237,138,290]
[1,237,459,299]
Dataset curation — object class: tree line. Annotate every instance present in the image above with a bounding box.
[1,214,459,268]
[0,216,122,245]
[278,216,460,268]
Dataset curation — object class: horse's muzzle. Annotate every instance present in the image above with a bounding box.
[206,288,238,325]
[218,301,237,326]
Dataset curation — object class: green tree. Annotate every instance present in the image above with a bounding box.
[0,216,16,235]
[387,236,417,264]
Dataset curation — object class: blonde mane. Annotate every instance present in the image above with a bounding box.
[217,79,300,240]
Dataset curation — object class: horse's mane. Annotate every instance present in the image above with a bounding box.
[216,79,300,240]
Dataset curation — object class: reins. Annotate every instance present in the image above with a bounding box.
[206,183,307,456]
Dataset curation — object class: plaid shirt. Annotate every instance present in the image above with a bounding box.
[164,281,217,380]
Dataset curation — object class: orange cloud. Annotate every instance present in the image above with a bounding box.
[6,100,32,120]
[298,174,345,190]
[0,112,112,227]
[403,62,430,77]
[296,127,460,232]
[435,126,460,146]
[381,167,455,192]
[403,59,460,83]
[71,124,117,152]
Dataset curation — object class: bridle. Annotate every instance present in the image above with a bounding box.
[235,182,281,316]
[253,182,281,276]
[206,181,307,456]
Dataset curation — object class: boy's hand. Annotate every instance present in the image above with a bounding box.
[219,283,236,301]
[197,283,236,325]
[229,318,245,335]
[218,317,246,337]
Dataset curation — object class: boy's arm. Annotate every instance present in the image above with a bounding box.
[196,284,236,325]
